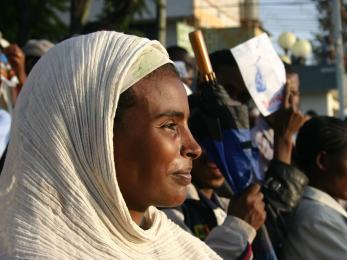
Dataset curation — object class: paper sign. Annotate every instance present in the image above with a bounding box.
[231,33,286,116]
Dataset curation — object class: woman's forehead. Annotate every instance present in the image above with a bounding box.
[131,74,188,115]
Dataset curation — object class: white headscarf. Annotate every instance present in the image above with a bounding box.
[0,31,220,259]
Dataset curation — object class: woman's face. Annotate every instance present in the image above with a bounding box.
[114,69,201,212]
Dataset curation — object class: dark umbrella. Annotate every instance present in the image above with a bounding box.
[188,30,260,195]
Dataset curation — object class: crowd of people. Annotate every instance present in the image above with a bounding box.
[0,30,346,259]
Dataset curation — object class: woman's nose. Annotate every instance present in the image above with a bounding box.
[181,128,202,160]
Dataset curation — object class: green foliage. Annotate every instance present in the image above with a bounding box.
[0,0,150,45]
[96,0,148,32]
[312,0,347,63]
[0,0,69,45]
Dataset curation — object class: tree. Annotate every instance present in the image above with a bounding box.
[0,0,149,45]
[0,0,69,45]
[82,0,148,33]
[311,0,347,64]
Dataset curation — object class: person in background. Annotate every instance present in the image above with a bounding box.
[251,64,300,175]
[163,149,266,259]
[23,39,54,74]
[0,35,26,172]
[206,49,308,255]
[0,40,54,173]
[167,45,195,94]
[282,116,347,259]
[305,109,318,118]
[3,44,26,92]
[163,48,307,259]
[1,43,26,106]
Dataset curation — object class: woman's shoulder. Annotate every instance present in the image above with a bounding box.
[163,218,222,259]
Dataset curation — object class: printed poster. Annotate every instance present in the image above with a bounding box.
[231,33,286,116]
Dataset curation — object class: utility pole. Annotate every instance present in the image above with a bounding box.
[332,0,346,119]
[156,0,167,46]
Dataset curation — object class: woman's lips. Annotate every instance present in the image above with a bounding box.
[172,170,192,186]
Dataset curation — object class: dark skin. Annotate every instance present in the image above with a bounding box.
[3,44,27,103]
[192,144,266,230]
[228,183,266,230]
[3,44,26,85]
[114,68,201,226]
[191,151,225,195]
[192,151,266,230]
[310,148,347,201]
[267,72,309,164]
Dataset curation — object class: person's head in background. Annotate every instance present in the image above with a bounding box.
[306,109,318,118]
[209,49,250,104]
[295,116,347,200]
[23,39,54,74]
[167,45,195,88]
[189,149,225,197]
[210,50,301,109]
[166,46,193,68]
[188,107,225,196]
[284,62,300,111]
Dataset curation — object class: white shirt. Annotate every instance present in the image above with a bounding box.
[281,186,347,260]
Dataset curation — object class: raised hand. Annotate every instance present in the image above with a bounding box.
[227,183,266,230]
[266,75,309,163]
[3,44,26,86]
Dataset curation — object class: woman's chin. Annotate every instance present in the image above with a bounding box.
[156,190,187,208]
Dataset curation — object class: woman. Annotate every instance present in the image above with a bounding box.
[281,116,347,259]
[0,31,221,259]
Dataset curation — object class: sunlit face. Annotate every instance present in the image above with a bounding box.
[114,67,201,212]
[323,148,347,200]
[191,151,225,190]
[286,72,300,111]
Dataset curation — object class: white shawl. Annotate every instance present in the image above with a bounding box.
[0,31,220,259]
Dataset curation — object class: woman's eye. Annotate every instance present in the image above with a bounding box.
[162,123,178,131]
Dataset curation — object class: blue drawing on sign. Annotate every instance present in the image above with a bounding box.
[255,59,267,93]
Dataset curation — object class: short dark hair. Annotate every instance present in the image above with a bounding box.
[209,49,238,72]
[166,45,188,60]
[306,109,318,117]
[295,116,347,175]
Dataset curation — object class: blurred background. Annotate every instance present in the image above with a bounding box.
[0,0,346,117]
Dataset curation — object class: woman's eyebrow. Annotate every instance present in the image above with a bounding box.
[155,111,185,119]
